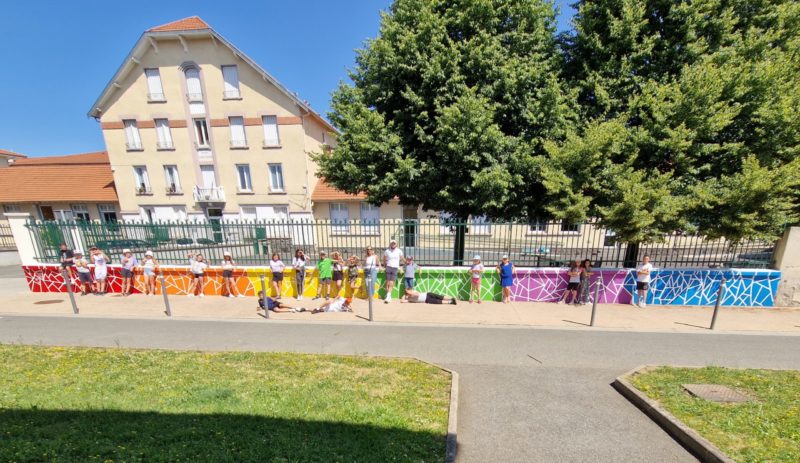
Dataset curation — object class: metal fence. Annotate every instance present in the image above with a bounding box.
[0,222,16,249]
[25,218,776,269]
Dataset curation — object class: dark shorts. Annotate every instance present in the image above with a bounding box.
[332,270,344,282]
[193,273,205,279]
[636,281,649,291]
[60,262,73,268]
[223,270,233,278]
[267,298,279,310]
[272,273,284,282]
[121,268,134,278]
[319,277,332,284]
[404,277,416,289]
[425,293,445,304]
[385,266,399,282]
[567,282,580,291]
[78,272,92,283]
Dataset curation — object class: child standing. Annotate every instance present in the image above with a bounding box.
[559,260,581,305]
[73,250,92,296]
[635,255,653,308]
[270,253,285,299]
[496,255,515,304]
[187,253,208,297]
[469,255,484,304]
[141,251,159,296]
[90,247,108,295]
[363,246,381,298]
[221,252,242,298]
[293,249,307,300]
[330,251,345,298]
[314,251,333,301]
[347,255,360,297]
[120,249,137,296]
[578,259,593,305]
[403,256,418,300]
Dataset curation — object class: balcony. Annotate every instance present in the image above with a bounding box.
[166,185,183,195]
[126,142,143,151]
[230,139,248,149]
[223,90,241,100]
[147,92,166,102]
[157,141,175,150]
[193,185,225,203]
[135,186,152,196]
[186,92,204,103]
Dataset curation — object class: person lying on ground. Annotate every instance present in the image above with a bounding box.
[401,288,457,305]
[257,291,306,313]
[311,296,353,314]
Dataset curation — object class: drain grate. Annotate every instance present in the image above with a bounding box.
[682,384,752,403]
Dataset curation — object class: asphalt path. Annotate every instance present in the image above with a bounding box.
[1,315,798,462]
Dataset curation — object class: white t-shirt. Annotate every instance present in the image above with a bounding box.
[222,260,235,270]
[471,264,484,279]
[568,270,581,283]
[408,292,427,303]
[384,248,403,268]
[270,259,285,273]
[364,255,379,270]
[326,297,346,312]
[292,257,306,270]
[637,263,653,283]
[190,260,208,274]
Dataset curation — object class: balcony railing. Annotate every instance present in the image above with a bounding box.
[166,185,182,195]
[223,90,241,99]
[193,185,225,203]
[230,139,248,149]
[186,93,204,103]
[135,186,152,196]
[147,92,166,102]
[157,141,175,150]
[126,142,143,151]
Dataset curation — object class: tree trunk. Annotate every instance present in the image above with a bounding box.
[453,222,466,266]
[623,242,640,268]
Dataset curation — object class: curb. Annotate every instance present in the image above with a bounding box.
[612,365,735,463]
[412,358,458,463]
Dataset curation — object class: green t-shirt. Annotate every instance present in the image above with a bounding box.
[317,258,333,278]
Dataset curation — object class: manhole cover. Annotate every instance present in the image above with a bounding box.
[34,300,64,305]
[682,384,752,403]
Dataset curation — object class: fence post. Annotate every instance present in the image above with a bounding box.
[366,271,374,322]
[260,274,269,319]
[159,276,171,317]
[61,269,79,314]
[590,277,601,327]
[710,277,726,330]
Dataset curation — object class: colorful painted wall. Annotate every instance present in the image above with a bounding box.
[22,265,780,307]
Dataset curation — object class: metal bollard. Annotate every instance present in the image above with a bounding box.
[260,274,269,319]
[62,270,79,314]
[159,276,171,317]
[710,278,726,330]
[590,278,601,327]
[367,273,374,322]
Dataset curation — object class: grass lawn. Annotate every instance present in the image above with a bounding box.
[631,366,800,463]
[0,344,451,462]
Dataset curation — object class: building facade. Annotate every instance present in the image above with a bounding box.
[88,17,335,223]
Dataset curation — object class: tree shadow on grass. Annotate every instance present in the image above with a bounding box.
[0,408,445,462]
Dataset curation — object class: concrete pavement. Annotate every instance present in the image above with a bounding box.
[2,315,799,462]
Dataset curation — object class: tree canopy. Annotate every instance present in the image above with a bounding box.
[316,0,800,243]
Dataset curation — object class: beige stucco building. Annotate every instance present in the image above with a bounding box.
[88,17,336,223]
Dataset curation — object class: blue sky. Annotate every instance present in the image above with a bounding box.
[0,1,575,157]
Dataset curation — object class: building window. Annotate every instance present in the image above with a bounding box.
[229,116,247,148]
[221,65,240,99]
[262,115,280,147]
[155,119,173,149]
[163,165,181,194]
[236,164,252,191]
[145,68,165,102]
[185,67,203,102]
[268,164,284,192]
[71,204,90,221]
[560,220,580,233]
[133,166,151,194]
[193,118,210,148]
[98,204,117,223]
[330,203,349,234]
[529,219,547,233]
[360,203,380,234]
[2,204,21,213]
[123,120,142,151]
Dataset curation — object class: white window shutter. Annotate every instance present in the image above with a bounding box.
[262,116,279,146]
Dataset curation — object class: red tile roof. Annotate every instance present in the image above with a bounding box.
[0,152,117,203]
[311,179,367,202]
[0,149,27,158]
[148,16,210,32]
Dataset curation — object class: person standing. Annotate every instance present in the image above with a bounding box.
[402,256,418,300]
[363,246,381,298]
[578,259,593,305]
[270,253,286,299]
[347,255,360,297]
[314,251,333,301]
[120,249,138,296]
[73,250,93,296]
[496,255,515,304]
[141,251,159,296]
[292,249,307,300]
[187,253,208,297]
[59,243,75,280]
[382,239,404,303]
[221,252,243,298]
[469,255,484,304]
[330,251,345,299]
[635,255,653,308]
[90,247,108,295]
[558,260,581,305]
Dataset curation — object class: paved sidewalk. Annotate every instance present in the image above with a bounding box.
[3,287,799,334]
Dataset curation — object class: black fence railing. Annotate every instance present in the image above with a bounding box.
[24,219,776,269]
